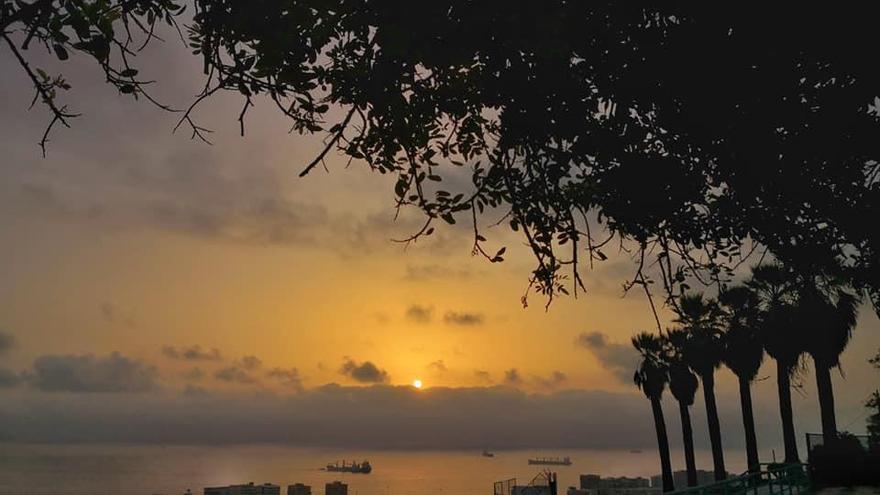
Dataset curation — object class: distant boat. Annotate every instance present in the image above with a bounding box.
[482,450,495,458]
[527,456,572,466]
[630,449,643,454]
[325,460,372,473]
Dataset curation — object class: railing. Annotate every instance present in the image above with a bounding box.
[668,463,810,495]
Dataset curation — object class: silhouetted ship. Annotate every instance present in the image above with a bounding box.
[482,450,495,457]
[325,460,372,473]
[528,456,572,466]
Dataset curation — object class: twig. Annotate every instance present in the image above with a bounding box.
[299,105,357,177]
[3,32,78,156]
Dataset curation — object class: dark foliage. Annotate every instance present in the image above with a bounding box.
[808,434,880,488]
[1,0,186,153]
[662,330,700,486]
[632,332,674,492]
[868,349,880,447]
[5,2,879,308]
[670,294,726,480]
[718,285,764,473]
[719,286,764,382]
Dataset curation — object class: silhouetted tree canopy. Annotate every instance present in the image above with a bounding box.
[4,2,879,310]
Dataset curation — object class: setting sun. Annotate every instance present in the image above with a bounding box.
[412,379,423,389]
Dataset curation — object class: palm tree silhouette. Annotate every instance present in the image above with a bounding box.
[673,294,727,481]
[633,332,675,492]
[664,329,700,487]
[749,263,802,463]
[797,273,860,443]
[718,285,765,473]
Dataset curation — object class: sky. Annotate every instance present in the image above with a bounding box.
[0,26,878,452]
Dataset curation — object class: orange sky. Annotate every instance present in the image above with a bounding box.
[0,38,878,448]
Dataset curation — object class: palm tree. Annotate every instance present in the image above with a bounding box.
[797,274,860,443]
[868,348,880,446]
[749,263,802,463]
[718,285,764,473]
[633,332,674,492]
[673,293,727,481]
[664,329,700,487]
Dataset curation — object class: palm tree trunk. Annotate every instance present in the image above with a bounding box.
[650,397,675,492]
[701,371,727,480]
[678,400,698,487]
[814,358,838,443]
[738,375,760,472]
[776,360,800,463]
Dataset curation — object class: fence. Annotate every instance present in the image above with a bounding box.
[668,463,810,495]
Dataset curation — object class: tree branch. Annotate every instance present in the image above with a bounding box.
[299,105,357,177]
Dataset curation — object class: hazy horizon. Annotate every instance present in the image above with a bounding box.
[0,444,751,495]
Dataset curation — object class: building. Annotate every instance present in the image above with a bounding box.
[650,470,720,490]
[571,474,658,495]
[496,472,557,495]
[204,482,281,495]
[325,481,348,495]
[513,486,554,495]
[580,475,651,489]
[287,483,311,495]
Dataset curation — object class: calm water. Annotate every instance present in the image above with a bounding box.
[0,444,747,495]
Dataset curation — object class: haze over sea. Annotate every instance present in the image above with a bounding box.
[0,444,750,495]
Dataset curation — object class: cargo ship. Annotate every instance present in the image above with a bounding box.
[527,456,572,466]
[325,460,372,473]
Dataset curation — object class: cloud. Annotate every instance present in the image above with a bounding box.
[239,355,262,370]
[214,366,258,384]
[371,312,391,325]
[267,367,304,392]
[503,368,522,386]
[0,368,21,388]
[403,264,473,282]
[405,305,433,323]
[100,302,135,327]
[575,332,638,384]
[474,370,492,383]
[533,371,568,391]
[100,302,116,322]
[162,345,222,362]
[10,142,332,249]
[344,210,470,257]
[27,352,158,393]
[15,176,462,255]
[427,360,448,373]
[184,367,205,381]
[0,331,14,353]
[443,311,485,326]
[13,182,103,222]
[146,196,329,246]
[0,40,479,262]
[183,384,209,397]
[339,359,389,384]
[0,385,667,449]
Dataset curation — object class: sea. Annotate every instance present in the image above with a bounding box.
[0,444,748,495]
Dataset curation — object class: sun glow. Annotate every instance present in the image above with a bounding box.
[412,379,423,389]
